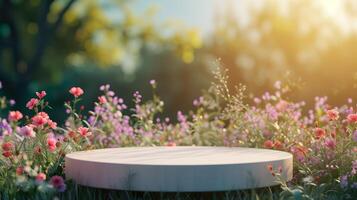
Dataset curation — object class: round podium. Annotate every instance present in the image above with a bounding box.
[65,146,293,192]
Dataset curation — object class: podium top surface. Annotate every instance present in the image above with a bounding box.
[66,146,292,166]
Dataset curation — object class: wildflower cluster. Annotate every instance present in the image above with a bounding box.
[0,69,356,199]
[0,86,92,198]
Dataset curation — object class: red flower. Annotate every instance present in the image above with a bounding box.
[67,130,76,138]
[2,151,12,158]
[274,140,283,149]
[26,98,39,110]
[8,111,23,121]
[36,91,47,99]
[78,127,91,137]
[264,140,274,149]
[16,167,24,175]
[331,131,336,138]
[326,109,339,121]
[98,96,107,104]
[347,113,357,123]
[166,141,176,147]
[36,173,46,183]
[314,128,326,139]
[2,142,13,151]
[69,87,84,98]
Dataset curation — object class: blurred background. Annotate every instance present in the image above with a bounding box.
[0,0,357,123]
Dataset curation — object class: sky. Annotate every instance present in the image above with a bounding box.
[133,0,219,34]
[132,0,355,35]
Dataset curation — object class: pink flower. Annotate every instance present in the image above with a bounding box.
[325,138,336,149]
[263,130,272,138]
[32,115,47,127]
[50,175,66,192]
[98,96,107,104]
[26,98,39,110]
[36,91,46,99]
[347,113,357,123]
[276,100,288,112]
[36,173,46,183]
[19,126,36,138]
[69,87,84,98]
[31,112,49,127]
[37,112,49,119]
[47,138,57,152]
[47,119,57,129]
[253,97,261,104]
[8,111,23,121]
[314,128,326,140]
[78,127,91,137]
[149,79,156,86]
[264,140,274,148]
[326,109,339,121]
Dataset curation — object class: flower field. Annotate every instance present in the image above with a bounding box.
[0,69,356,200]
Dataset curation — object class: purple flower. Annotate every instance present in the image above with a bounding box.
[353,131,357,142]
[352,160,357,175]
[9,99,15,106]
[50,176,66,192]
[351,182,357,189]
[177,111,189,133]
[265,105,278,121]
[0,119,12,136]
[133,91,142,103]
[340,175,348,189]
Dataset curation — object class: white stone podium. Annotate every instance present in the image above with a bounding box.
[65,146,292,192]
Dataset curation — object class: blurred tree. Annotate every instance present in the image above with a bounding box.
[0,0,201,105]
[207,0,357,106]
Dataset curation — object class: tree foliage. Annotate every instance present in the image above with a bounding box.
[0,0,201,104]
